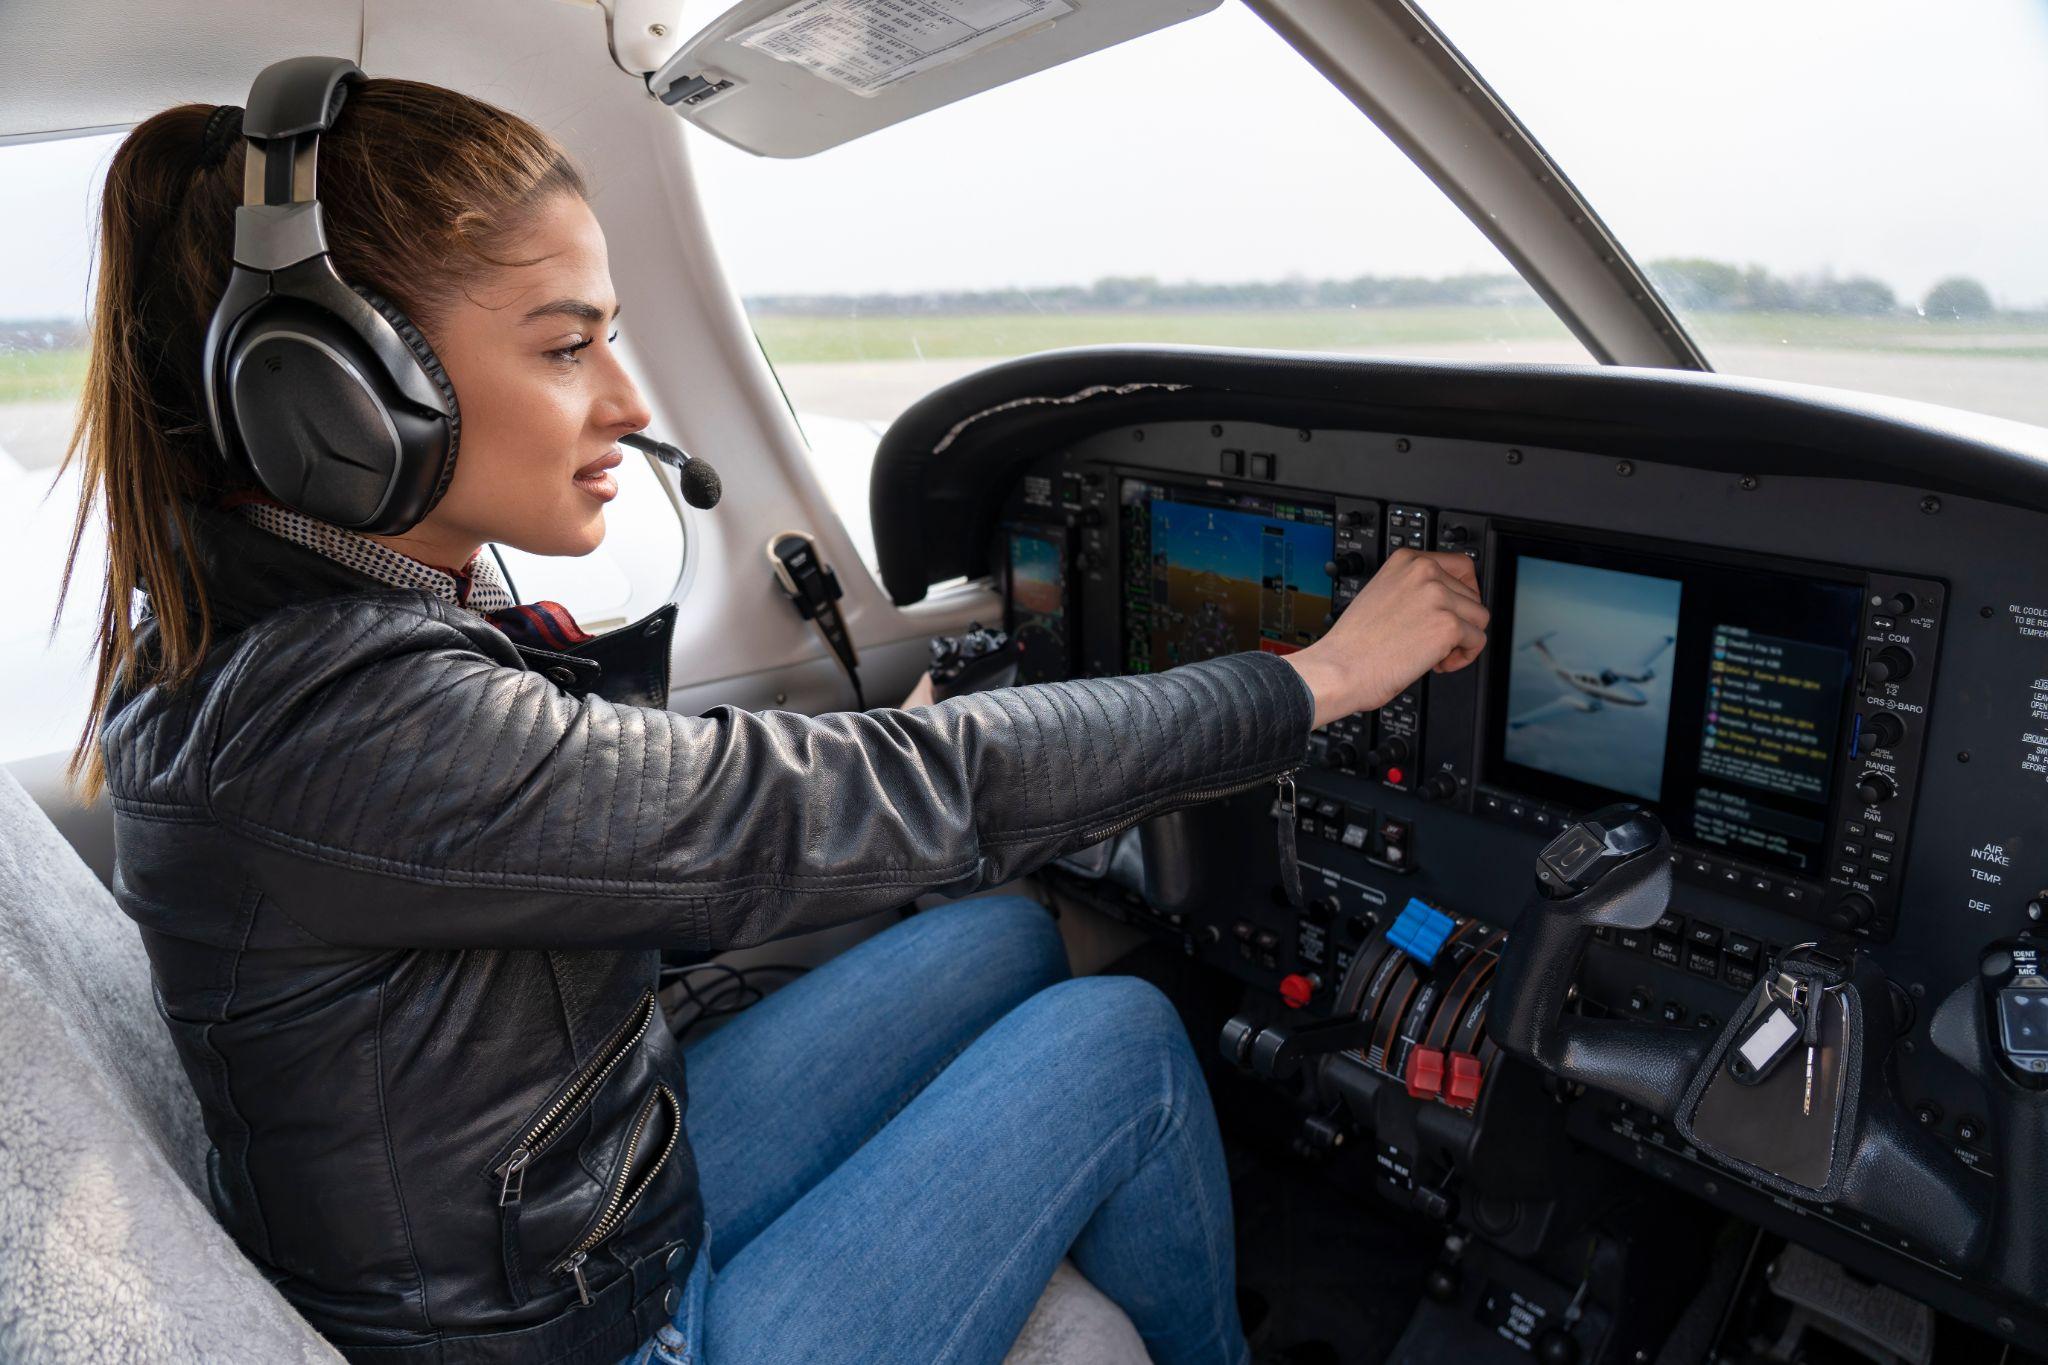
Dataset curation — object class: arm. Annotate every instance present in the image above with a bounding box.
[202,598,1314,951]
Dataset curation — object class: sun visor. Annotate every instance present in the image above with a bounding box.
[647,0,1220,157]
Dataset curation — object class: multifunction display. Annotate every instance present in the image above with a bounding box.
[1483,530,1865,880]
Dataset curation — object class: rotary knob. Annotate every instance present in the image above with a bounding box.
[1863,646,1914,686]
[1855,771,1897,805]
[1854,711,1906,755]
[1829,891,1876,933]
[1324,551,1367,579]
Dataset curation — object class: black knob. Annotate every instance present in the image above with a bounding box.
[1307,895,1338,926]
[1324,551,1367,579]
[1855,772,1896,805]
[1341,509,1369,529]
[1422,1265,1460,1303]
[1078,507,1103,529]
[1330,740,1359,769]
[1367,736,1411,770]
[1439,524,1469,547]
[1864,646,1914,686]
[1343,914,1372,945]
[1534,1327,1581,1365]
[1828,891,1876,932]
[1072,551,1097,573]
[1873,591,1915,617]
[1422,772,1459,802]
[1855,711,1906,755]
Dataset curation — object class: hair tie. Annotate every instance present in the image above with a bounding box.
[197,104,245,170]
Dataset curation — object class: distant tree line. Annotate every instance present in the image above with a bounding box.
[1644,259,2002,320]
[746,261,2016,321]
[744,272,1543,316]
[1,320,88,350]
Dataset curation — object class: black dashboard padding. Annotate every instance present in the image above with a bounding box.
[868,345,2048,605]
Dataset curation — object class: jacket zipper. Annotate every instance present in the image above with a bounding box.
[1078,765,1302,848]
[496,988,658,1207]
[552,1083,683,1305]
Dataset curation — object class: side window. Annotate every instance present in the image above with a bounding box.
[0,131,685,766]
[0,131,118,767]
[689,0,1589,571]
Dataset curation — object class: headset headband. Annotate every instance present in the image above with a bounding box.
[229,57,362,272]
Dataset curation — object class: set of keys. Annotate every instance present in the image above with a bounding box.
[1726,952,1841,1116]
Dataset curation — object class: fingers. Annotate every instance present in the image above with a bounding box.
[1388,545,1483,603]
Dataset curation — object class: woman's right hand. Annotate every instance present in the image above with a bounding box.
[1284,548,1489,729]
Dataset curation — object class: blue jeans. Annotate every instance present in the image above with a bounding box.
[615,894,1251,1365]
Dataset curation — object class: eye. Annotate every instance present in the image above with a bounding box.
[546,329,621,365]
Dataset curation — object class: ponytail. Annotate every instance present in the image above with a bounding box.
[54,102,243,806]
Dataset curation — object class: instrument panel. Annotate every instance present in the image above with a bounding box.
[984,410,2048,1338]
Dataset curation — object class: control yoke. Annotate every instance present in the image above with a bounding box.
[1489,805,1707,1111]
[1491,805,1997,1273]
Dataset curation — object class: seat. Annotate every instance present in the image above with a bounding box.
[0,767,1149,1363]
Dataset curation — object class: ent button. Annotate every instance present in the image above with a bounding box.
[1387,898,1455,967]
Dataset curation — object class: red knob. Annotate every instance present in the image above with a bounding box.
[1279,972,1317,1009]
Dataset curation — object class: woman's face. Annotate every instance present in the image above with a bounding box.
[365,191,653,569]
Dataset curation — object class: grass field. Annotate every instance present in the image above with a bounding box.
[0,349,89,404]
[6,306,2046,404]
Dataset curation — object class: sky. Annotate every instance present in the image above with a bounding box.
[3,0,2045,321]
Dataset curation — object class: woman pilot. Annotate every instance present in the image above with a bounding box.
[65,64,1487,1365]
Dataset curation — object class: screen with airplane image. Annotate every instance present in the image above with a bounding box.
[1483,530,1865,879]
[1504,557,1681,802]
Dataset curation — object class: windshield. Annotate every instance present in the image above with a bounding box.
[1427,0,2048,427]
[690,0,1588,566]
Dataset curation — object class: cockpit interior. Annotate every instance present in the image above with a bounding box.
[4,1,2046,1362]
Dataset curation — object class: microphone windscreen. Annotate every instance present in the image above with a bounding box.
[681,458,722,510]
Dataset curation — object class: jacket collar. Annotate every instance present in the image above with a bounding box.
[162,496,678,707]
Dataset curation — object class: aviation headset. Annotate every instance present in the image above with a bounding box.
[201,55,463,536]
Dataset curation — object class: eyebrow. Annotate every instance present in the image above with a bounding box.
[520,298,624,326]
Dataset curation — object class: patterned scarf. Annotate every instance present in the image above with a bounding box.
[219,490,594,651]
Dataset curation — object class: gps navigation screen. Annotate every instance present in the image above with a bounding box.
[1121,479,1334,674]
[1484,531,1866,879]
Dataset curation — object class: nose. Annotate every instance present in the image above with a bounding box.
[598,345,654,435]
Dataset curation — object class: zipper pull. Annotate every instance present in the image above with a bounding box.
[565,1250,593,1306]
[1273,769,1303,908]
[498,1148,531,1207]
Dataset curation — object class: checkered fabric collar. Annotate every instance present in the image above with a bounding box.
[218,490,592,650]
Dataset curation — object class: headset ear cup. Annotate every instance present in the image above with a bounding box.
[349,281,462,517]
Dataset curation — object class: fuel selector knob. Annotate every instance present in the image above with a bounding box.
[1855,771,1897,805]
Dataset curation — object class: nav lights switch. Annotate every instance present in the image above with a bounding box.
[1387,898,1454,967]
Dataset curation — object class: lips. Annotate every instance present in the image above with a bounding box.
[574,449,623,480]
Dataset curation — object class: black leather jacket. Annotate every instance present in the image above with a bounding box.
[101,498,1315,1364]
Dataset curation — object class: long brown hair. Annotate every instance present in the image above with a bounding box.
[54,77,588,804]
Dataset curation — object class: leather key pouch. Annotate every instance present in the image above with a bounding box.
[1675,966,1864,1200]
